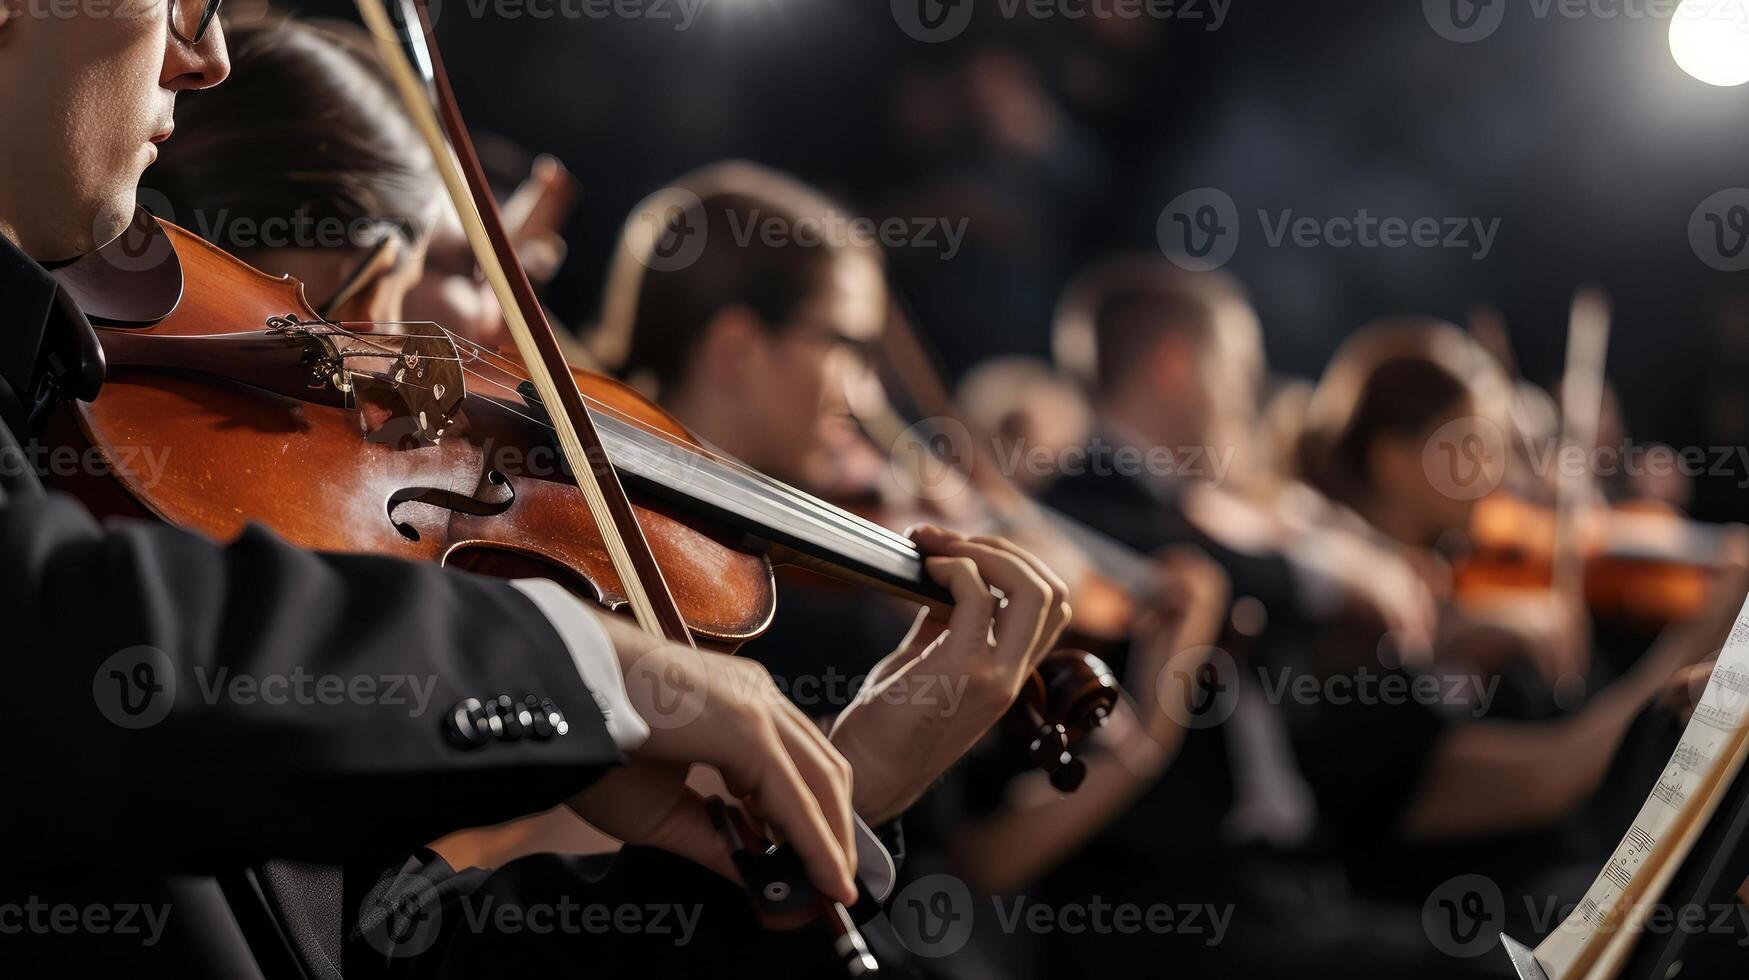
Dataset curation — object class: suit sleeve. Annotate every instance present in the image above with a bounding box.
[0,486,625,871]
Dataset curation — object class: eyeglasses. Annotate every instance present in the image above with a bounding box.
[168,0,223,45]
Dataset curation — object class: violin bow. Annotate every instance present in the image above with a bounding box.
[351,7,880,970]
[355,0,692,645]
[1552,287,1611,612]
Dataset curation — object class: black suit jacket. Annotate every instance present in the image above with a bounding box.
[0,235,623,972]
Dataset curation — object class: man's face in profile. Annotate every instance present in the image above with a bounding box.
[0,3,227,259]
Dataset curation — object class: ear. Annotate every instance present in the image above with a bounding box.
[694,304,767,387]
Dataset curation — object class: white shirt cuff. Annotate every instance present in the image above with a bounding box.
[509,578,650,752]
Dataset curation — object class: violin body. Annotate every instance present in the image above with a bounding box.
[55,219,777,645]
[1454,492,1724,628]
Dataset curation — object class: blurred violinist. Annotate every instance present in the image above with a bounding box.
[956,256,1749,979]
[593,161,1088,824]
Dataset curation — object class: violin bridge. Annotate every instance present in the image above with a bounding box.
[267,316,466,445]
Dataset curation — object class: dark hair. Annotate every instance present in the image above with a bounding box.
[145,17,440,261]
[1052,255,1246,395]
[1297,319,1494,509]
[594,163,879,397]
[1089,286,1217,394]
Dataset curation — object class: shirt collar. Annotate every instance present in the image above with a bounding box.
[0,233,58,407]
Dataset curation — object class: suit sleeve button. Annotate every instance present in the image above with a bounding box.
[445,698,490,749]
[526,694,554,739]
[490,694,528,741]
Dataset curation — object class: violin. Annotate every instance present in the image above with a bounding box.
[1453,492,1732,628]
[1452,289,1735,631]
[60,207,1116,790]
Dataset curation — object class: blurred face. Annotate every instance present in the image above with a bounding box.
[735,251,885,483]
[1373,394,1493,544]
[0,1,229,259]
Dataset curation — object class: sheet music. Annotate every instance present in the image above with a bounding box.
[1532,595,1749,978]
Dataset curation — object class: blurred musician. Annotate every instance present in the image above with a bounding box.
[959,257,1748,978]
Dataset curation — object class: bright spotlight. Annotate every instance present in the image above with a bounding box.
[1670,0,1749,87]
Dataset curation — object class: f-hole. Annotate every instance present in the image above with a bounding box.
[388,469,515,541]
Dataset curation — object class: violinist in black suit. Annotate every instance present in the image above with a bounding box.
[0,8,872,975]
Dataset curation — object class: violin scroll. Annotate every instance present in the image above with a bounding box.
[1004,648,1119,792]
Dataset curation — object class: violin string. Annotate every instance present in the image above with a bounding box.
[425,324,924,557]
[441,357,921,565]
[264,317,923,562]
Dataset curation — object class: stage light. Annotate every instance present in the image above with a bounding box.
[1669,0,1749,87]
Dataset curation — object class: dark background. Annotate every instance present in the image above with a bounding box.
[282,0,1749,521]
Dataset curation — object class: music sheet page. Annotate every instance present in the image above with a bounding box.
[1533,596,1749,978]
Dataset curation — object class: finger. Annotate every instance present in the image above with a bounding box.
[924,536,1052,674]
[924,554,998,656]
[968,534,1074,646]
[731,727,857,905]
[771,699,857,883]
